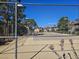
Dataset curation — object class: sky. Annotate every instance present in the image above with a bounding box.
[21,0,79,27]
[21,0,79,4]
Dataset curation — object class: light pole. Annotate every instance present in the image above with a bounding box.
[15,1,23,59]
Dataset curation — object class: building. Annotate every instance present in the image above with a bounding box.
[44,25,58,32]
[68,20,79,34]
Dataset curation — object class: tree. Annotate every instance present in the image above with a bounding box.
[17,5,27,35]
[57,16,70,32]
[0,0,7,2]
[0,0,27,36]
[24,19,38,34]
[25,19,38,29]
[0,20,4,35]
[0,3,9,36]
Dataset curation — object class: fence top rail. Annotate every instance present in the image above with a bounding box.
[0,2,16,3]
[0,36,18,39]
[0,2,79,6]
